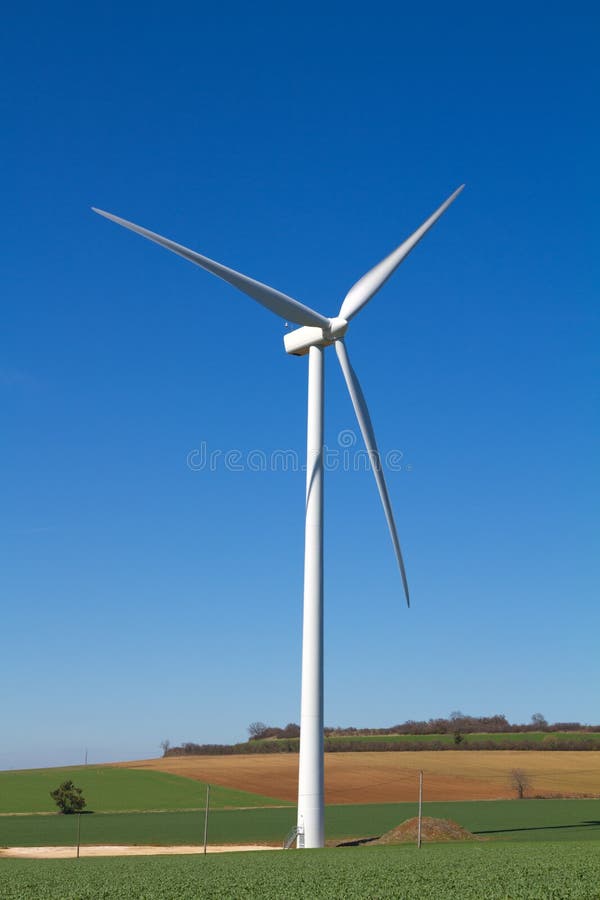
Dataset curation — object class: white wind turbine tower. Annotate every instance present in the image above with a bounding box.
[93,185,463,849]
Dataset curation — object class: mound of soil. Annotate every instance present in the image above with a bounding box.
[374,816,479,844]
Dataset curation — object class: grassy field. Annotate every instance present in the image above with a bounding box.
[0,767,288,814]
[2,842,600,898]
[2,799,600,847]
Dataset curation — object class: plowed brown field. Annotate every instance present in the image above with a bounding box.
[119,751,600,804]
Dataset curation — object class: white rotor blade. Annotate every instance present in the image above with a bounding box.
[335,339,410,606]
[92,208,330,329]
[339,185,464,321]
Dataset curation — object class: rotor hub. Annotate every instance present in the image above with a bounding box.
[284,316,348,356]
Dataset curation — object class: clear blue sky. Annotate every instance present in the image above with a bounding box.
[1,2,598,769]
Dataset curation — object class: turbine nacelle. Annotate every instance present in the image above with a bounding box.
[284,316,348,356]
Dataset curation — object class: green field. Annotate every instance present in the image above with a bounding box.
[0,767,288,814]
[2,799,600,848]
[2,842,600,899]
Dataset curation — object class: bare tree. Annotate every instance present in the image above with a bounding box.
[247,722,269,740]
[510,768,531,799]
[160,739,171,757]
[531,712,548,729]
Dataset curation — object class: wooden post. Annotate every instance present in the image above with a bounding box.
[417,770,423,849]
[76,812,81,859]
[203,784,211,855]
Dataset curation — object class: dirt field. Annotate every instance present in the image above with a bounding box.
[119,751,600,803]
[0,844,279,859]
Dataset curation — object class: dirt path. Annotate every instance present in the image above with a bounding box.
[118,751,600,803]
[0,844,280,859]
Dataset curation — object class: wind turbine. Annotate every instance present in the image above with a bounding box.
[93,184,464,849]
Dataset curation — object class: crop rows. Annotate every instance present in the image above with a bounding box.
[2,842,600,898]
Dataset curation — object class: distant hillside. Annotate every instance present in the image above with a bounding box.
[165,715,600,757]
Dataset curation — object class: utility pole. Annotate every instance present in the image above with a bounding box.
[203,784,211,855]
[417,770,423,849]
[76,812,82,859]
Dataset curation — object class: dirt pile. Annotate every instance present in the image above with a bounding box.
[374,816,479,844]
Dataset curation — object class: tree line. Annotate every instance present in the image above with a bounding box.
[161,713,600,757]
[163,736,600,756]
[246,713,600,740]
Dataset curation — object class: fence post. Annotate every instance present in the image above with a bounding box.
[417,770,423,849]
[203,784,211,855]
[76,812,81,860]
